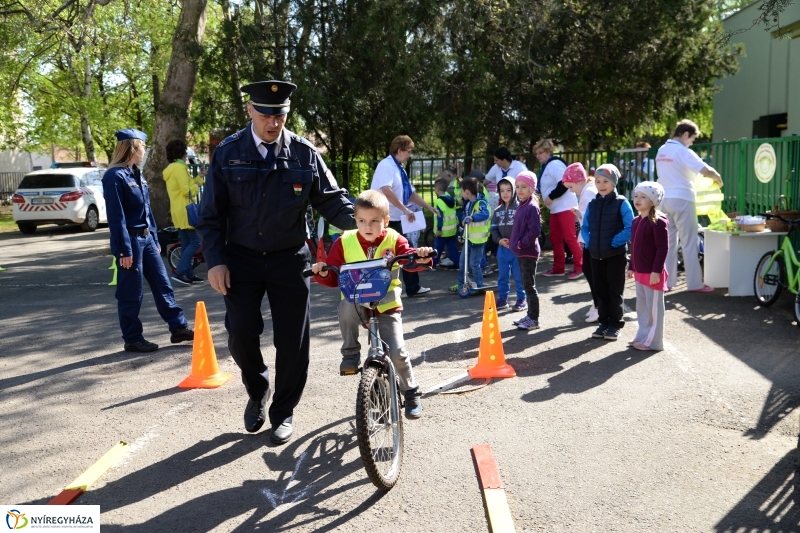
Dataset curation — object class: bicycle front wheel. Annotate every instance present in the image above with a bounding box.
[356,365,403,490]
[753,252,784,306]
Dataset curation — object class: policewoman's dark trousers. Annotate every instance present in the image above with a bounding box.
[388,220,421,295]
[116,232,186,343]
[590,254,626,328]
[223,242,311,426]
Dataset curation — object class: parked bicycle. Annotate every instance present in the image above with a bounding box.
[166,241,205,272]
[753,213,800,324]
[303,250,435,490]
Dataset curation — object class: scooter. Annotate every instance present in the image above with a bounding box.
[458,222,498,298]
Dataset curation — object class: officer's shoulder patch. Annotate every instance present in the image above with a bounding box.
[217,131,241,148]
[291,134,318,151]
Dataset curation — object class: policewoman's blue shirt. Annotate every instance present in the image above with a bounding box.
[196,126,355,269]
[102,165,160,257]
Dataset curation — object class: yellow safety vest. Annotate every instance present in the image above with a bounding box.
[467,198,491,244]
[695,174,726,223]
[435,197,458,237]
[341,229,402,313]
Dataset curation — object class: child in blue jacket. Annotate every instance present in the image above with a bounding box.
[453,176,491,291]
[580,164,634,342]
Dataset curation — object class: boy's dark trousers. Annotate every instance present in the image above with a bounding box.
[590,254,626,328]
[388,221,421,295]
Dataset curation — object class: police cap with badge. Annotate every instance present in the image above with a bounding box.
[115,129,148,142]
[242,80,297,115]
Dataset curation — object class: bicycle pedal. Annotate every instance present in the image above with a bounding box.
[340,367,360,376]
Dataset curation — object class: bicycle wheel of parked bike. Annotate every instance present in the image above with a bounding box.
[168,245,182,270]
[794,293,800,326]
[356,364,404,490]
[753,252,784,306]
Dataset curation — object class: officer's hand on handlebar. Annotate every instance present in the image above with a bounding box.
[311,261,329,277]
[208,265,231,296]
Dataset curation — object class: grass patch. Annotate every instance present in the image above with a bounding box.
[0,213,18,233]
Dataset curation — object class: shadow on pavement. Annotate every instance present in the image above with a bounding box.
[665,289,800,439]
[67,417,385,532]
[101,386,192,410]
[714,449,800,532]
[521,347,655,403]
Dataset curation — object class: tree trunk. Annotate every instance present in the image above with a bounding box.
[79,55,96,162]
[222,0,247,126]
[145,0,208,229]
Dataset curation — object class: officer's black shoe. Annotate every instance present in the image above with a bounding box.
[244,389,270,433]
[270,421,293,445]
[170,326,195,344]
[124,339,159,353]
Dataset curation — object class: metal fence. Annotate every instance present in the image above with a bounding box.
[0,172,25,200]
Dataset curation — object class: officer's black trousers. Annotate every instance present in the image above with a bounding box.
[223,243,311,426]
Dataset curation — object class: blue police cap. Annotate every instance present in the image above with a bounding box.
[241,80,297,115]
[115,129,148,142]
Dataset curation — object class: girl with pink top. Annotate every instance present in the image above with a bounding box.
[627,182,669,351]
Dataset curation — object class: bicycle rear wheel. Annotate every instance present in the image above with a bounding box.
[753,252,784,306]
[356,364,404,490]
[168,245,182,270]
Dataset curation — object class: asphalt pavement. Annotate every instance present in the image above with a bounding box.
[1,225,799,532]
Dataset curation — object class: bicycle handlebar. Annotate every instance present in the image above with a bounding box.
[302,250,438,278]
[757,213,800,225]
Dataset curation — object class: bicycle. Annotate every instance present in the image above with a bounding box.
[303,250,435,490]
[166,241,205,272]
[752,213,800,325]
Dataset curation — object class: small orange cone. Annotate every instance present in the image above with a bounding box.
[179,301,232,389]
[468,291,516,379]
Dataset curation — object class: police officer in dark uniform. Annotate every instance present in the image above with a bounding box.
[196,81,355,445]
[103,129,195,352]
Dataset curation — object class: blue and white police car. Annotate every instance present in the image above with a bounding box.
[11,162,108,234]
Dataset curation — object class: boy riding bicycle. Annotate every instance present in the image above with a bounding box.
[311,190,434,418]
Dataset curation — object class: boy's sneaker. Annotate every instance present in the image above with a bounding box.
[404,388,422,419]
[585,306,599,323]
[189,275,205,283]
[440,257,454,267]
[172,273,193,285]
[592,325,609,338]
[512,299,528,312]
[565,256,574,265]
[566,270,583,280]
[604,327,620,341]
[339,355,360,376]
[482,267,494,276]
[516,316,540,330]
[496,298,509,310]
[541,269,565,277]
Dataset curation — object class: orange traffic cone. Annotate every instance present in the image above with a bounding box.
[468,291,516,379]
[179,301,232,389]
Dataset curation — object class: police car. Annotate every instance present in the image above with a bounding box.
[11,163,108,234]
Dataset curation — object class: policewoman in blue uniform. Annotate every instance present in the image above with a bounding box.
[103,129,195,353]
[197,81,355,445]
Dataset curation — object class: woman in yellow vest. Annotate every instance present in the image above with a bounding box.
[311,190,434,418]
[163,139,207,285]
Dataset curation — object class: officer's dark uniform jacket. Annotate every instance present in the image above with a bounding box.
[197,126,355,266]
[103,165,160,258]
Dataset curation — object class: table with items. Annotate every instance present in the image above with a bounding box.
[699,227,788,296]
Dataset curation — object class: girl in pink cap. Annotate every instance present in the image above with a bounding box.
[562,163,600,322]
